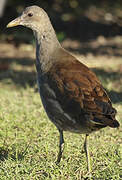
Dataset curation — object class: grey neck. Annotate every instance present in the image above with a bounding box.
[34,26,61,73]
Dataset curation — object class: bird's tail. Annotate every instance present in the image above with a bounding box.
[93,100,120,128]
[92,116,120,128]
[102,117,120,128]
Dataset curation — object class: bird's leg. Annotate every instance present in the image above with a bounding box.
[56,130,64,164]
[84,134,91,176]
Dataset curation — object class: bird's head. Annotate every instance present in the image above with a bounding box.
[7,6,51,33]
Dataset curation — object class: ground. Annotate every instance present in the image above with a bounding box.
[0,37,121,179]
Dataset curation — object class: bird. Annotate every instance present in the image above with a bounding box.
[7,5,120,175]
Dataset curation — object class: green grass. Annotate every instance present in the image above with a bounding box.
[0,50,121,179]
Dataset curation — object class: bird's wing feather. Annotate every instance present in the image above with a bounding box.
[48,50,119,128]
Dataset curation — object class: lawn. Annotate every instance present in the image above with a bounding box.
[0,42,121,179]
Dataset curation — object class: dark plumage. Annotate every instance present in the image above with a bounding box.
[7,5,120,175]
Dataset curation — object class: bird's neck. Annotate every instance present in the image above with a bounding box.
[34,27,61,73]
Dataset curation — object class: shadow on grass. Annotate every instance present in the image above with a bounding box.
[68,44,122,57]
[10,144,30,161]
[55,16,122,42]
[91,68,122,83]
[54,16,122,57]
[0,147,8,161]
[0,57,34,66]
[0,57,36,88]
[0,144,30,162]
[109,91,122,104]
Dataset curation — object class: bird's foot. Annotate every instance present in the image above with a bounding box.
[56,143,64,164]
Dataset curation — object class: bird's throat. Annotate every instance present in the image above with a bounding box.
[34,29,61,73]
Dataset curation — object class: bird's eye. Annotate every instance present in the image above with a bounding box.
[28,13,33,17]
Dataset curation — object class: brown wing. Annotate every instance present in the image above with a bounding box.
[48,49,119,128]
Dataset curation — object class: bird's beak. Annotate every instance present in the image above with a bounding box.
[7,17,22,28]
